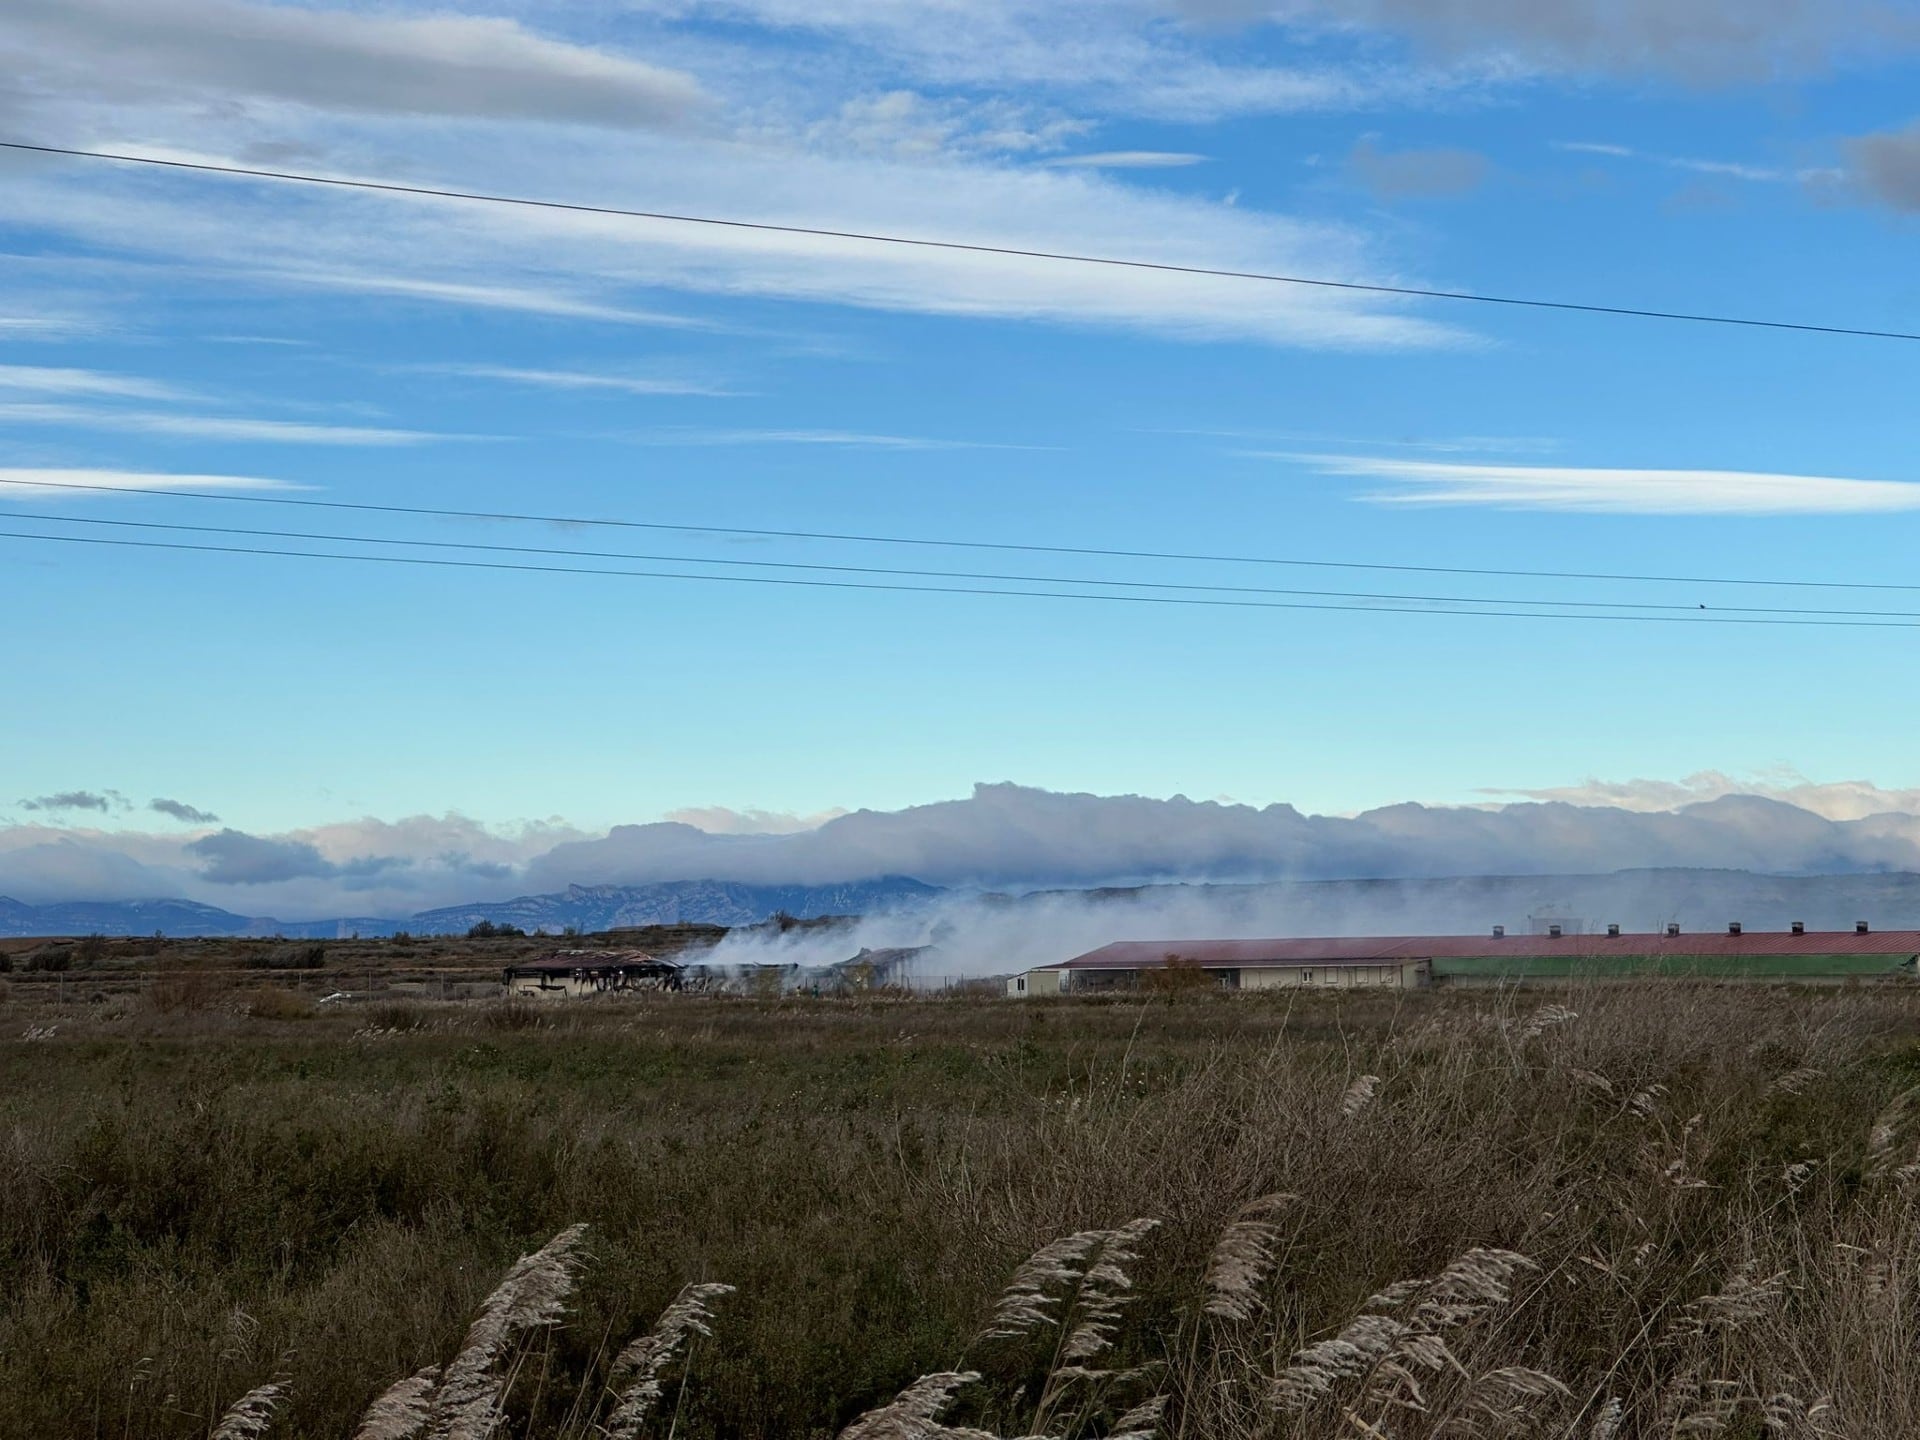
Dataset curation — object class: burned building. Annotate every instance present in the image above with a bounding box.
[502,950,681,998]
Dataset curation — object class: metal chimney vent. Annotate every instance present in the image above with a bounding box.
[1791,921,1805,936]
[1492,924,1505,938]
[1858,920,1871,934]
[1666,923,1681,937]
[1607,923,1620,937]
[1548,923,1563,938]
[1729,922,1742,935]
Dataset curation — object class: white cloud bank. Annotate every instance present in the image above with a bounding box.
[1479,771,1920,822]
[0,0,708,129]
[10,780,1920,919]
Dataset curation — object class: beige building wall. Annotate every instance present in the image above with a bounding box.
[1238,961,1427,990]
[1007,968,1067,997]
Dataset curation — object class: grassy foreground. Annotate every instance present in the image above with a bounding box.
[5,985,1920,1438]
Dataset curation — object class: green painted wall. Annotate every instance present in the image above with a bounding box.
[1432,952,1917,980]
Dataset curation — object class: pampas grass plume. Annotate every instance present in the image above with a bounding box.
[425,1224,590,1440]
[604,1282,736,1440]
[1340,1076,1380,1118]
[836,1371,998,1440]
[211,1378,287,1440]
[1203,1194,1294,1323]
[353,1367,439,1440]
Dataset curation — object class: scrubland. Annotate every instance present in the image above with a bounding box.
[5,983,1920,1438]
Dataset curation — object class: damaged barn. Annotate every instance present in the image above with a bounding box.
[502,950,682,998]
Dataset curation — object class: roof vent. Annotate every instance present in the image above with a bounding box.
[1607,923,1620,937]
[1492,924,1505,938]
[1859,920,1871,934]
[1667,923,1681,937]
[1729,921,1742,936]
[1548,923,1563,938]
[1791,921,1805,936]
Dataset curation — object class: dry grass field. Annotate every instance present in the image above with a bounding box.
[6,979,1920,1438]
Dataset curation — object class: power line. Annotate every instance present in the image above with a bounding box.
[5,526,1920,627]
[5,139,1919,346]
[16,509,1920,620]
[4,474,1917,596]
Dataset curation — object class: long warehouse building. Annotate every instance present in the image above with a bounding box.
[1008,922,1920,994]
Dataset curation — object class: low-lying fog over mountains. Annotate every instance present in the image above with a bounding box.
[10,781,1920,949]
[6,870,1920,951]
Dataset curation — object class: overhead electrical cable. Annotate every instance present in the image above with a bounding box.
[5,139,1920,345]
[3,474,1917,596]
[6,527,1920,628]
[14,509,1920,620]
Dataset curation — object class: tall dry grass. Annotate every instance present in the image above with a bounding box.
[7,984,1920,1436]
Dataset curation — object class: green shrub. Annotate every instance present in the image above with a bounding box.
[466,921,526,940]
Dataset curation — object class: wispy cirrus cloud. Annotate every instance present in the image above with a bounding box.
[0,137,1463,350]
[639,0,1441,121]
[1203,426,1557,454]
[0,0,1475,352]
[1229,0,1920,82]
[0,466,291,498]
[1040,151,1210,169]
[625,427,1051,450]
[0,402,449,446]
[265,268,717,329]
[649,0,1920,120]
[0,364,191,401]
[797,90,1091,160]
[0,315,86,338]
[1553,139,1838,184]
[430,365,736,398]
[1293,454,1920,515]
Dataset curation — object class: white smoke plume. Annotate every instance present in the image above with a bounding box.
[692,862,1920,985]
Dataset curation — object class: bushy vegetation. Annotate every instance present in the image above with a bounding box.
[4,985,1920,1437]
[467,921,528,940]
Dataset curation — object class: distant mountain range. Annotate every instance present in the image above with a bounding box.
[400,878,944,936]
[7,868,1920,941]
[0,895,280,939]
[0,877,945,939]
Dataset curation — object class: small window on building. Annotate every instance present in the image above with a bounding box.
[1017,976,1027,992]
[1302,969,1314,984]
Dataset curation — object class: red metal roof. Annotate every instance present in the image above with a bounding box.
[1060,929,1920,969]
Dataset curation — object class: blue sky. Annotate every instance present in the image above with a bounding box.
[8,0,1920,913]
